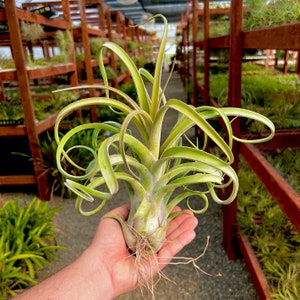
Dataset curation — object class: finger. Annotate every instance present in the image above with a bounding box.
[166,210,197,239]
[167,214,198,244]
[92,205,131,250]
[157,216,198,268]
[157,229,196,268]
[103,203,131,221]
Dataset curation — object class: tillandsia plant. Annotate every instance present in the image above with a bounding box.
[54,14,274,275]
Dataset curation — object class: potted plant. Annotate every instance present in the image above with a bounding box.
[54,15,274,292]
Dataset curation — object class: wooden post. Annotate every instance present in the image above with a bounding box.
[79,0,98,121]
[105,7,119,88]
[222,0,243,260]
[191,0,198,107]
[283,50,289,74]
[62,0,79,88]
[296,51,300,74]
[203,0,210,106]
[5,0,49,200]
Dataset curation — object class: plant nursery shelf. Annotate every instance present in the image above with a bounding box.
[188,0,300,297]
[243,23,300,51]
[27,64,77,80]
[196,23,300,51]
[14,8,69,30]
[0,69,17,81]
[0,174,36,185]
[0,0,80,200]
[72,27,107,40]
[238,235,272,299]
[76,57,109,69]
[240,143,300,233]
[197,7,231,16]
[1,0,154,200]
[116,73,128,84]
[241,128,300,150]
[0,64,76,81]
[0,7,69,30]
[0,113,59,137]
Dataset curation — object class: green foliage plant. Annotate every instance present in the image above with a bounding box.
[0,98,24,122]
[237,158,300,299]
[54,30,74,62]
[0,198,63,298]
[54,15,274,287]
[265,148,300,194]
[0,54,15,69]
[244,0,300,30]
[209,64,300,130]
[0,89,78,123]
[96,66,116,81]
[127,40,137,53]
[20,21,44,43]
[89,38,107,58]
[118,81,138,102]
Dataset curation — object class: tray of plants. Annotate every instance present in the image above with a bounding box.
[29,5,59,19]
[0,118,23,126]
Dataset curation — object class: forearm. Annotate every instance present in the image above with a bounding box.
[14,249,114,300]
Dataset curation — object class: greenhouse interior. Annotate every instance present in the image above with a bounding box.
[0,0,300,299]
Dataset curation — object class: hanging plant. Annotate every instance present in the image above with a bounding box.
[20,21,44,43]
[54,30,74,62]
[54,15,274,290]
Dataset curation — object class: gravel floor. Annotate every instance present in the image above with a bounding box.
[1,71,257,299]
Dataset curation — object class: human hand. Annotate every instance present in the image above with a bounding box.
[87,203,198,298]
[14,204,197,300]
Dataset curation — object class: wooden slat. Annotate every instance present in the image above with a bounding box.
[240,143,300,233]
[16,8,70,29]
[197,7,231,16]
[0,175,36,185]
[0,124,26,136]
[0,8,5,21]
[242,129,300,150]
[222,0,243,260]
[209,35,230,48]
[27,64,76,80]
[238,235,272,300]
[0,69,17,81]
[243,23,300,50]
[0,64,77,81]
[36,113,58,134]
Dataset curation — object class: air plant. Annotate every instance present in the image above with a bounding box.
[54,15,274,285]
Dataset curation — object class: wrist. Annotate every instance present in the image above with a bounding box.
[81,247,115,299]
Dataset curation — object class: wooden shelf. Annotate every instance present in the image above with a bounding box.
[198,23,300,51]
[0,6,70,29]
[240,143,300,232]
[238,235,272,299]
[0,174,36,185]
[28,64,77,79]
[0,113,58,137]
[0,0,78,200]
[0,64,76,81]
[0,69,16,81]
[188,0,300,297]
[243,23,300,50]
[0,0,154,200]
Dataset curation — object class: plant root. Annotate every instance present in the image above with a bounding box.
[164,235,222,278]
[128,227,163,299]
[130,232,221,300]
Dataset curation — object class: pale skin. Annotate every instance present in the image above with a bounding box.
[15,204,198,300]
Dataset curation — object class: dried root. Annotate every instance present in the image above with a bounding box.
[129,232,221,300]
